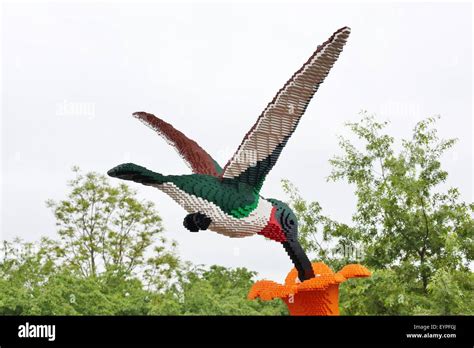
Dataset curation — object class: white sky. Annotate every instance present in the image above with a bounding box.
[1,1,472,281]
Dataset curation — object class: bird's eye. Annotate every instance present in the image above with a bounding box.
[289,220,294,225]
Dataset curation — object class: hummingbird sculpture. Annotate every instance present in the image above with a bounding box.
[108,27,351,281]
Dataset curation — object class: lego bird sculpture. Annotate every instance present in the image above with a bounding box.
[108,27,351,281]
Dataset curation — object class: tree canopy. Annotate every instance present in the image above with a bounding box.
[282,113,474,314]
[0,168,283,315]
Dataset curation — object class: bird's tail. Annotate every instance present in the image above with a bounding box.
[107,163,167,186]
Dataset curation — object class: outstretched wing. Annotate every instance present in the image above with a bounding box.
[133,112,222,177]
[221,27,351,190]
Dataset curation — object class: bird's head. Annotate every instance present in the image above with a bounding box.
[259,198,298,242]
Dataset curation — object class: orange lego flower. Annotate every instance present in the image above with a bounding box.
[248,262,371,316]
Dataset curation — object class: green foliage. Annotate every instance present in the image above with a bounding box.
[0,238,284,315]
[421,268,474,315]
[0,234,155,315]
[339,269,413,315]
[339,267,474,316]
[45,167,179,289]
[150,265,287,315]
[283,112,474,315]
[0,168,283,315]
[329,113,473,288]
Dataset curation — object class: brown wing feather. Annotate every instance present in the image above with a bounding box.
[133,112,221,177]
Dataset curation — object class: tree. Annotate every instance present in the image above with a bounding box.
[0,239,286,315]
[0,168,284,315]
[0,168,183,315]
[46,167,179,289]
[0,238,157,315]
[0,238,56,315]
[150,265,287,315]
[283,112,474,314]
[328,113,473,290]
[0,166,182,315]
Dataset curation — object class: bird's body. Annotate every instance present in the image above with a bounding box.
[110,165,292,240]
[108,27,351,281]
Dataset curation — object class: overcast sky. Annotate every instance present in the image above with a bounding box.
[1,1,472,280]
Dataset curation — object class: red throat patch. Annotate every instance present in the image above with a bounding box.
[257,206,287,242]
